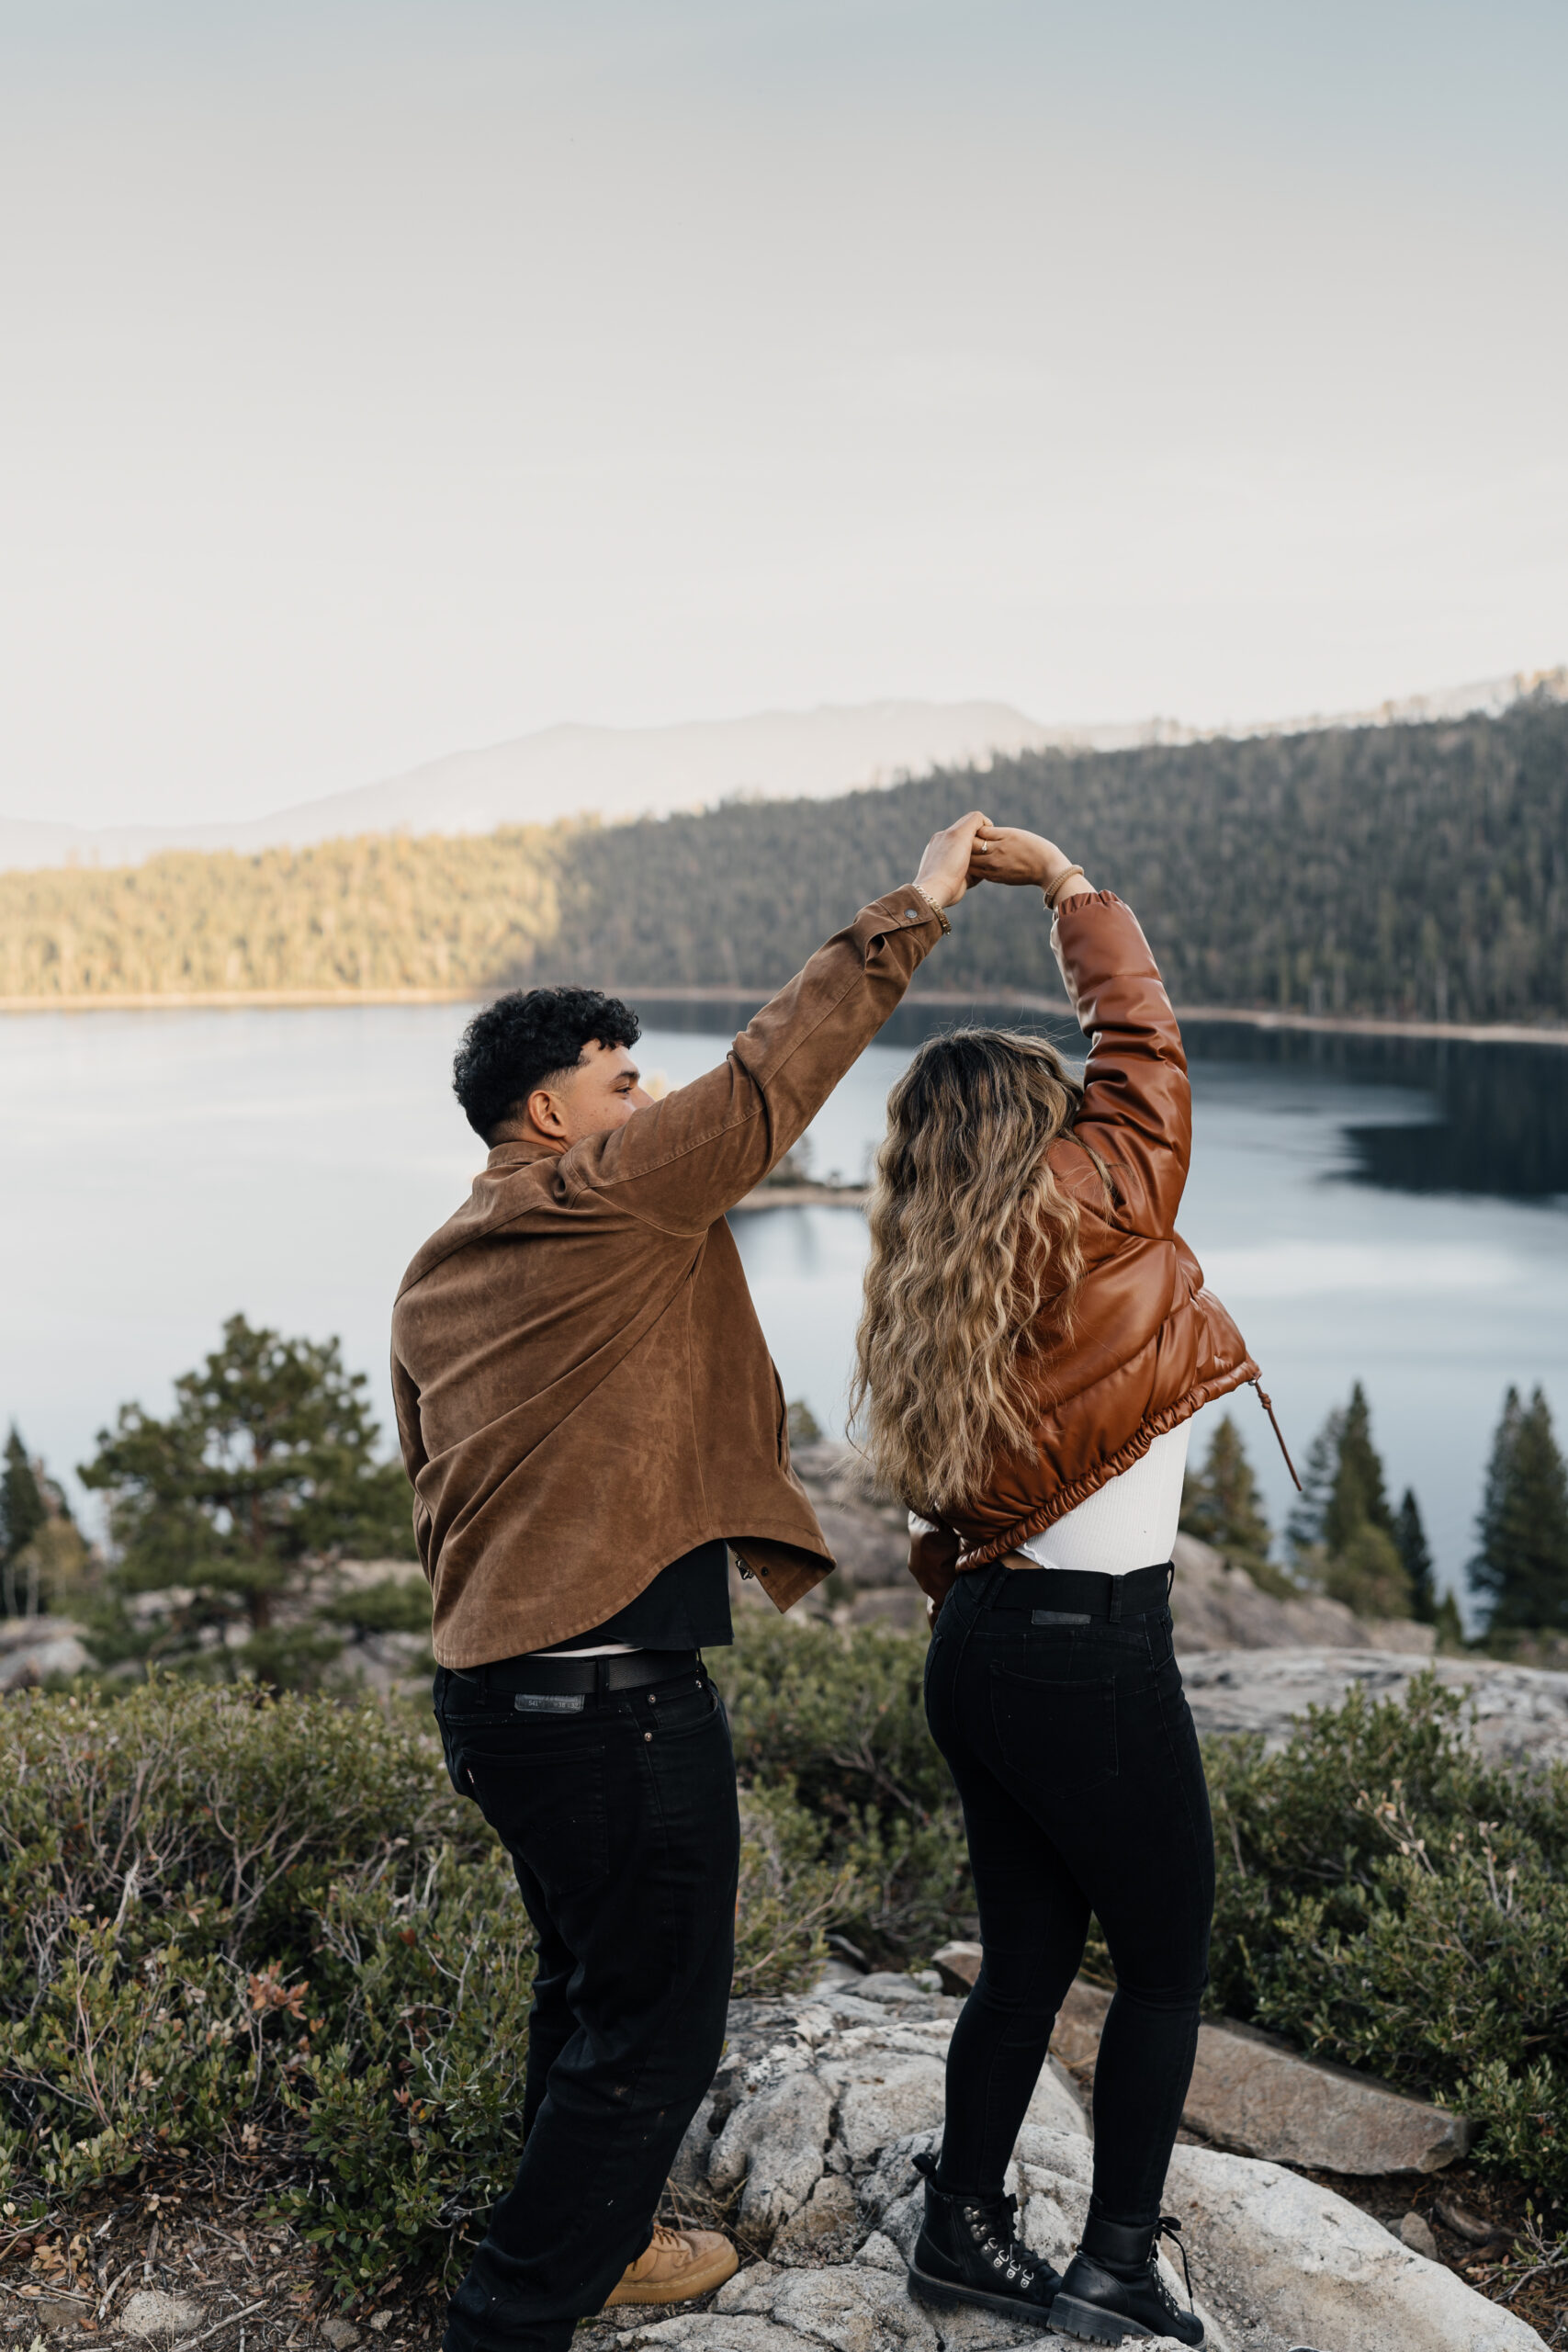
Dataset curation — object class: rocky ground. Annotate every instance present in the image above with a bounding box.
[1178,1644,1568,1769]
[4,1975,1558,2352]
[573,1965,1550,2352]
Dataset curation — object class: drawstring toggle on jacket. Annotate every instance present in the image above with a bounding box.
[1254,1380,1302,1491]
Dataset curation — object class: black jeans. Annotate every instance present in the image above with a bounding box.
[923,1565,1214,2230]
[433,1659,740,2352]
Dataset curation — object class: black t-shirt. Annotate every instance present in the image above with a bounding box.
[539,1539,733,1653]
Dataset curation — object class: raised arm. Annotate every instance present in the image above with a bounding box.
[971,824,1190,1238]
[556,812,992,1232]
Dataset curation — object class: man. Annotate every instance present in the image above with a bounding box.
[390,810,989,2352]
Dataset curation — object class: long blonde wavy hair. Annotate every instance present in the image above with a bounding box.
[850,1029,1097,1518]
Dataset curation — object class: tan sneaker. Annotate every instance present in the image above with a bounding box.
[604,2222,739,2307]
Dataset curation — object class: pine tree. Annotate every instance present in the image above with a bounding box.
[1471,1385,1568,1633]
[1324,1382,1395,1555]
[1286,1408,1345,1560]
[81,1314,415,1682]
[1323,1521,1412,1620]
[1288,1384,1412,1618]
[1432,1589,1466,1651]
[1179,1416,1288,1590]
[0,1427,48,1618]
[1395,1488,1438,1623]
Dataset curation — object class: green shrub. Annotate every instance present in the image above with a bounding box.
[715,1618,971,1961]
[1208,1673,1568,2195]
[0,1681,477,2212]
[0,1666,855,2295]
[10,1639,1568,2290]
[279,1842,536,2292]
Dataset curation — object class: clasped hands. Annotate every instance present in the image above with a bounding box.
[912,810,1089,912]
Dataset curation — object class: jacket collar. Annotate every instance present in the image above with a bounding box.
[486,1138,563,1170]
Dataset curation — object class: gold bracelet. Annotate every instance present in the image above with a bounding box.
[1042,864,1087,910]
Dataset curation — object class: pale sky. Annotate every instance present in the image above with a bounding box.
[2,0,1565,830]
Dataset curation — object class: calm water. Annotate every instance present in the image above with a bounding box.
[4,999,1566,1613]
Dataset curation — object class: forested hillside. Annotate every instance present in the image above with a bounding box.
[549,695,1568,1023]
[4,696,1565,1022]
[0,825,564,998]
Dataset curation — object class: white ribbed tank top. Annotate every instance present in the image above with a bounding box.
[1014,1425,1190,1575]
[912,1425,1190,1578]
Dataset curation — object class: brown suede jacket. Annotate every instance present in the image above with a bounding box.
[391,885,949,1668]
[908,890,1258,1605]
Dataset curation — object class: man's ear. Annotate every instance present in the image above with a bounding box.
[525,1084,569,1140]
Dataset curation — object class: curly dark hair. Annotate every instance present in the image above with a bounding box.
[452,987,641,1143]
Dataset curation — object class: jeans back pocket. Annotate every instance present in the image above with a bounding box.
[987,1663,1119,1795]
[461,1737,610,1899]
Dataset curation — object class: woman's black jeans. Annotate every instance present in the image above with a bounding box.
[923,1562,1215,2231]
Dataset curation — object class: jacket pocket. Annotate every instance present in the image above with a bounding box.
[987,1665,1119,1795]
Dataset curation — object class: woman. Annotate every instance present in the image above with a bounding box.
[852,824,1284,2348]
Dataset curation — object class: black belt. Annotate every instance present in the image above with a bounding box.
[984,1560,1174,1623]
[452,1646,702,1698]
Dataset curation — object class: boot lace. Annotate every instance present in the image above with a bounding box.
[1147,2214,1194,2317]
[963,2195,1039,2290]
[911,2152,1047,2298]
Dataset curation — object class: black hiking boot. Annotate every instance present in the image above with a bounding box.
[905,2149,1063,2324]
[1052,2213,1203,2346]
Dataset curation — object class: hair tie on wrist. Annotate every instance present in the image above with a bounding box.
[1043,864,1086,910]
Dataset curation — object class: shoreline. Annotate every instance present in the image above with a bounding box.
[1,983,1565,1049]
[732,1182,871,1211]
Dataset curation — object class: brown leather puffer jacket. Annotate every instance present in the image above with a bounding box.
[909,889,1261,1600]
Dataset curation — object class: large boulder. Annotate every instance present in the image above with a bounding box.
[1170,1533,1433,1655]
[1182,2017,1475,2174]
[1166,2139,1544,2351]
[0,1614,90,1689]
[1048,1976,1472,2174]
[1180,1645,1568,1767]
[632,1978,1541,2352]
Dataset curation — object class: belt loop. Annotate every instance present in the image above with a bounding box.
[1107,1575,1122,1624]
[478,1662,490,1701]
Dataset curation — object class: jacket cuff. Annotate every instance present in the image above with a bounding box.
[856,885,951,949]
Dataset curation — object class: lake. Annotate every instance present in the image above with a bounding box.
[5,995,1567,1617]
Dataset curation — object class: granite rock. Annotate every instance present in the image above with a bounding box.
[1048,1975,1472,2173]
[1166,2139,1544,2350]
[652,1983,1540,2352]
[1182,2017,1475,2174]
[708,2069,835,2235]
[1402,2211,1442,2259]
[927,1945,981,1997]
[771,2177,863,2267]
[0,1615,91,1690]
[1180,1644,1568,1767]
[119,2292,205,2340]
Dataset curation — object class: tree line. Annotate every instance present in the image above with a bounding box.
[1181,1376,1568,1649]
[3,695,1566,1021]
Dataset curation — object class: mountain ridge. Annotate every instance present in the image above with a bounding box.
[3,666,1562,876]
